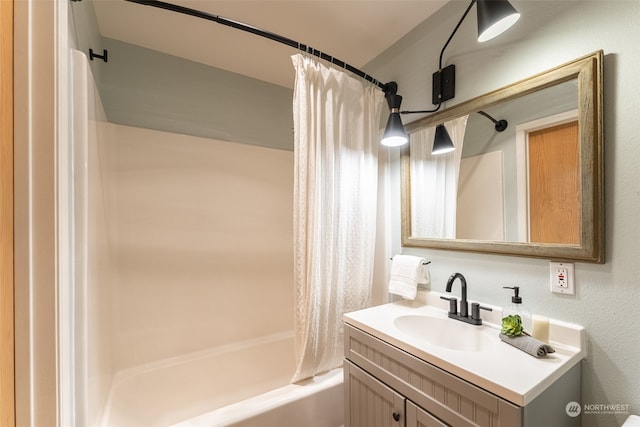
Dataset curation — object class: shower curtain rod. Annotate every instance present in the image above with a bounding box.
[125,0,392,92]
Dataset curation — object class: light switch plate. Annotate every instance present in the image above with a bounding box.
[550,262,575,295]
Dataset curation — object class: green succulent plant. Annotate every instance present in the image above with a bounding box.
[501,314,524,337]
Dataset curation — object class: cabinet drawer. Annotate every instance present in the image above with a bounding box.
[345,324,522,427]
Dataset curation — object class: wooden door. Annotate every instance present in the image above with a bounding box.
[1,0,15,425]
[528,121,580,244]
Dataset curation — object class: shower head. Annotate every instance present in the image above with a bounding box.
[477,110,508,132]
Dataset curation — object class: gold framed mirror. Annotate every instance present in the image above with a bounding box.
[401,51,604,263]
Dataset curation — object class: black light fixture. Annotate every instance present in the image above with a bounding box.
[431,124,456,155]
[476,0,521,42]
[430,111,508,156]
[431,111,509,156]
[381,83,409,147]
[432,0,520,106]
[382,0,520,150]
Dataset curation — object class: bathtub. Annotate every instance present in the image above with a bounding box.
[175,369,344,427]
[98,331,344,427]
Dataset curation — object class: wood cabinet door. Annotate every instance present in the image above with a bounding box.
[345,360,405,427]
[406,400,449,427]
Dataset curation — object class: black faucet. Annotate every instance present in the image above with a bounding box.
[446,272,468,317]
[440,272,492,325]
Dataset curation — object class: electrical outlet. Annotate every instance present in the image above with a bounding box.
[550,262,575,295]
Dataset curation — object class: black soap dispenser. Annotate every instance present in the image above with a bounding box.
[503,286,532,333]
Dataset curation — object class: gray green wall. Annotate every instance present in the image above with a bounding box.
[70,0,294,151]
[96,38,294,150]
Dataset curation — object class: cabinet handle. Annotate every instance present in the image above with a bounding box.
[392,412,401,422]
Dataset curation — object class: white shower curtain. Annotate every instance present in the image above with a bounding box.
[410,116,469,238]
[290,54,384,383]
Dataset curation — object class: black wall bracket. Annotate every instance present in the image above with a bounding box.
[89,48,108,63]
[432,64,455,105]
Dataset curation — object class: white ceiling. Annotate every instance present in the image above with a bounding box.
[93,0,448,88]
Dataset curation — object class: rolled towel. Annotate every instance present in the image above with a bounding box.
[499,333,556,357]
[388,255,428,300]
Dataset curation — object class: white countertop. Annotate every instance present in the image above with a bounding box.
[343,292,585,406]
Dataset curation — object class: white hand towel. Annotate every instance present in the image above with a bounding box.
[388,255,428,300]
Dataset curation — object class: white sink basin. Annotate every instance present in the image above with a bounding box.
[393,314,494,352]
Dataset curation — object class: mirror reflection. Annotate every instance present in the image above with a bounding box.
[410,80,578,244]
[401,51,604,262]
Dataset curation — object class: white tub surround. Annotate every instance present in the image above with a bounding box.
[100,333,295,427]
[343,291,585,407]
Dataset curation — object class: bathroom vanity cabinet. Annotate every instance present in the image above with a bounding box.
[343,320,582,427]
[346,359,452,427]
[344,324,520,426]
